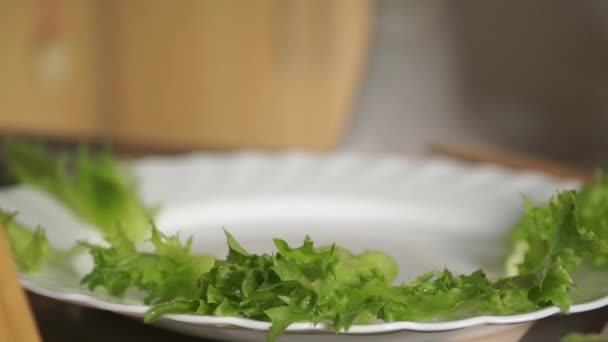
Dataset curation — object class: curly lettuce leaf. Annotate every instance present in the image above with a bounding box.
[3,138,153,242]
[145,232,399,340]
[81,223,215,304]
[576,172,608,267]
[2,211,49,273]
[507,184,608,277]
[1,211,79,273]
[143,234,430,341]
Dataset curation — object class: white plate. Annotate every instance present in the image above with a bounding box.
[2,152,607,342]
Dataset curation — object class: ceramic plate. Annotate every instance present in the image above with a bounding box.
[1,152,607,342]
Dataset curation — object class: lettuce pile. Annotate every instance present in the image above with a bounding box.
[2,139,608,342]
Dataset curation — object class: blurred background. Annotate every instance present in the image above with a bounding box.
[2,0,608,168]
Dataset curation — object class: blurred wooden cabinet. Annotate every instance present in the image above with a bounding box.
[0,0,372,150]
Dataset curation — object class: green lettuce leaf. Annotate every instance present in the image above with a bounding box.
[142,232,399,341]
[506,183,608,277]
[1,211,79,273]
[81,223,215,304]
[3,138,153,242]
[2,211,50,273]
[576,172,608,267]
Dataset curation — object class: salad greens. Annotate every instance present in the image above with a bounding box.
[506,175,608,276]
[143,190,606,340]
[3,138,153,242]
[81,223,215,304]
[2,211,51,273]
[1,211,78,273]
[146,232,399,340]
[2,139,608,342]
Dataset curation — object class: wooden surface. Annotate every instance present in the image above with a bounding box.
[108,0,372,150]
[0,224,41,342]
[0,0,101,139]
[0,0,370,151]
[431,143,596,182]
